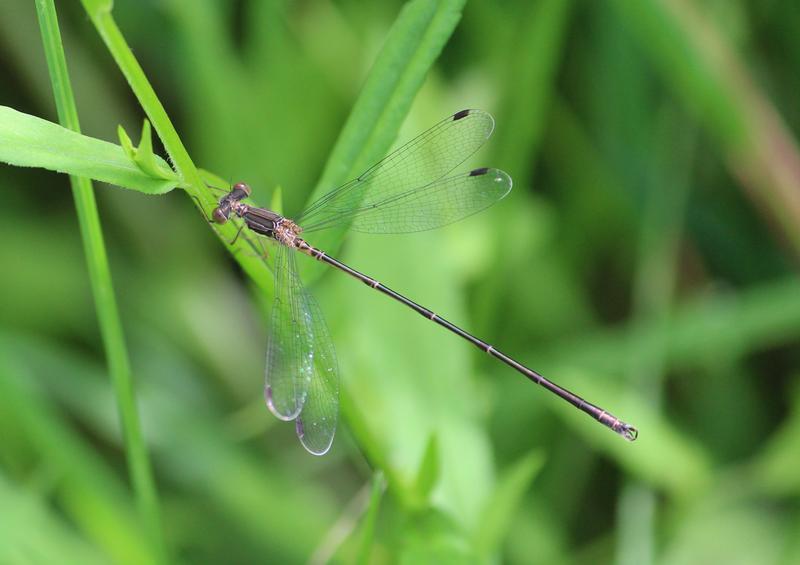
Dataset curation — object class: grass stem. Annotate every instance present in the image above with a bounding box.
[34,0,167,561]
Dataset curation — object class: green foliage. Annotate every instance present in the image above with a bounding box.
[412,435,441,506]
[0,350,157,564]
[474,452,544,558]
[1,0,799,563]
[301,0,467,280]
[118,120,178,183]
[33,0,166,561]
[0,106,176,194]
[354,473,386,565]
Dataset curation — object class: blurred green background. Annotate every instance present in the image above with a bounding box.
[2,0,800,563]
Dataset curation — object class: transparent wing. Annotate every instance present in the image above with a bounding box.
[264,246,314,420]
[298,109,497,232]
[294,290,339,456]
[264,246,340,455]
[347,167,512,233]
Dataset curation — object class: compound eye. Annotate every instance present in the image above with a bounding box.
[233,182,251,197]
[212,208,228,224]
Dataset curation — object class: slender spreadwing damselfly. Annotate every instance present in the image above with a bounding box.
[208,109,638,455]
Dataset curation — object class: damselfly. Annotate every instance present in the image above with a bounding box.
[209,109,638,455]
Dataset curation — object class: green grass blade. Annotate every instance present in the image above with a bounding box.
[301,0,467,279]
[474,451,545,559]
[616,109,695,565]
[354,473,386,565]
[118,120,176,181]
[0,472,108,565]
[0,106,176,194]
[609,0,800,254]
[1,329,340,563]
[0,354,158,565]
[340,387,412,506]
[547,368,712,497]
[78,0,274,299]
[33,0,167,560]
[412,435,441,505]
[752,385,800,496]
[492,0,573,186]
[544,277,800,377]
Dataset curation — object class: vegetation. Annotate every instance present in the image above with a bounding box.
[0,0,798,563]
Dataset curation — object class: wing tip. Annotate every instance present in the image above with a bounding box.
[469,167,513,197]
[452,108,496,138]
[296,417,336,456]
[495,168,513,198]
[264,385,304,421]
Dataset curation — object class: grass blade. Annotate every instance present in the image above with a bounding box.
[610,0,800,255]
[493,0,573,186]
[616,108,695,565]
[0,106,176,194]
[33,0,166,560]
[0,354,157,565]
[354,473,386,565]
[78,0,274,298]
[474,451,545,559]
[0,473,107,565]
[301,0,467,279]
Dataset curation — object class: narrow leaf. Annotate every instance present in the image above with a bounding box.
[609,0,800,254]
[117,123,135,159]
[300,0,466,280]
[354,473,385,565]
[124,119,175,180]
[0,106,177,194]
[413,434,441,505]
[270,186,284,216]
[0,474,107,565]
[474,451,545,558]
[0,353,157,565]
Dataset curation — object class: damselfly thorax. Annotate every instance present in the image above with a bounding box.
[212,182,306,249]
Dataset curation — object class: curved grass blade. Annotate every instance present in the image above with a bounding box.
[299,0,468,283]
[0,106,177,195]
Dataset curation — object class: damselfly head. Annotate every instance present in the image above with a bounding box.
[212,206,229,224]
[232,182,252,198]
